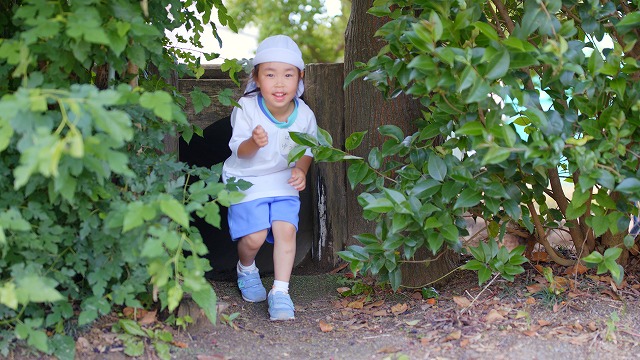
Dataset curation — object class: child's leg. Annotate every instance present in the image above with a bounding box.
[236,230,268,303]
[268,220,297,321]
[237,229,268,266]
[271,220,297,284]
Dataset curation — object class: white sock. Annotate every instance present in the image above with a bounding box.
[272,280,289,294]
[237,260,257,274]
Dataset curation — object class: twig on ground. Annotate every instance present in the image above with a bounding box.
[462,273,500,314]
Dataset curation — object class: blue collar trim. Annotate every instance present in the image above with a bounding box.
[258,94,298,129]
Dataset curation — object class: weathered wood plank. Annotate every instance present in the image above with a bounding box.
[305,63,347,266]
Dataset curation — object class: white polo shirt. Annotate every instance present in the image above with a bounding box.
[222,95,318,204]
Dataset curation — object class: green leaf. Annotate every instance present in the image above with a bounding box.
[16,275,64,303]
[0,118,14,152]
[317,128,333,147]
[462,259,486,271]
[456,121,485,136]
[465,79,491,103]
[368,147,382,169]
[289,131,318,147]
[485,50,510,81]
[616,178,640,194]
[159,196,189,228]
[363,197,394,213]
[474,21,499,41]
[189,88,211,115]
[389,269,402,291]
[346,131,367,150]
[582,251,604,264]
[603,247,622,261]
[378,125,404,141]
[477,266,492,285]
[453,188,482,209]
[140,91,174,121]
[27,329,49,353]
[440,224,459,242]
[482,146,511,165]
[616,11,640,34]
[119,319,147,337]
[427,154,447,182]
[191,285,217,325]
[347,162,370,189]
[168,285,183,312]
[287,145,308,165]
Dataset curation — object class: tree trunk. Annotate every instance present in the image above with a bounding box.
[344,1,458,284]
[344,0,422,242]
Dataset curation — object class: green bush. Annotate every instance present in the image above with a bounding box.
[292,0,640,289]
[0,1,239,357]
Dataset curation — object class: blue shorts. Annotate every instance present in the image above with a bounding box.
[227,196,300,243]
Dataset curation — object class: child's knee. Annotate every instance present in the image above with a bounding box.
[241,230,268,248]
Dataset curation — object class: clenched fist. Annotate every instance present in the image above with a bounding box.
[252,125,268,147]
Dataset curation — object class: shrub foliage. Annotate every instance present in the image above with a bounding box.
[292,0,640,289]
[0,0,238,357]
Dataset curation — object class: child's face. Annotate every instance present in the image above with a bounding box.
[255,62,301,115]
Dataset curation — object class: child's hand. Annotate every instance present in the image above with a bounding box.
[289,167,306,191]
[252,125,268,147]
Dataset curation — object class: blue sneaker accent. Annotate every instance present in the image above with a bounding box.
[237,271,266,302]
[268,291,295,321]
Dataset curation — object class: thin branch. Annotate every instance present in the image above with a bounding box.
[526,201,575,266]
[491,0,515,33]
[461,273,500,314]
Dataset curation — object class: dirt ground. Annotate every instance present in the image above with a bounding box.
[48,254,640,360]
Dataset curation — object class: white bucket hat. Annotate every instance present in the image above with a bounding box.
[245,35,305,97]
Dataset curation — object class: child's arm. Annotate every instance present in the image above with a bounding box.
[237,125,268,159]
[288,155,312,191]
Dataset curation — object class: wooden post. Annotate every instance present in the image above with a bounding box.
[305,63,347,266]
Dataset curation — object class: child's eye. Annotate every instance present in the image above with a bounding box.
[285,74,294,77]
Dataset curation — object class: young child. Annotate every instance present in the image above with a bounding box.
[222,35,318,321]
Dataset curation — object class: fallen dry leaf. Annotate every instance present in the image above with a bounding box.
[460,338,470,347]
[538,319,551,327]
[444,330,462,341]
[564,263,588,276]
[452,296,471,308]
[588,321,598,332]
[522,330,538,337]
[530,251,549,262]
[525,297,537,305]
[197,355,229,360]
[372,310,388,317]
[601,289,621,301]
[405,319,420,326]
[138,310,157,326]
[319,320,334,332]
[369,299,385,308]
[426,298,437,305]
[347,300,364,309]
[336,287,351,294]
[391,303,409,315]
[172,341,188,349]
[484,309,504,323]
[75,337,91,351]
[526,283,546,294]
[376,346,401,354]
[123,307,148,320]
